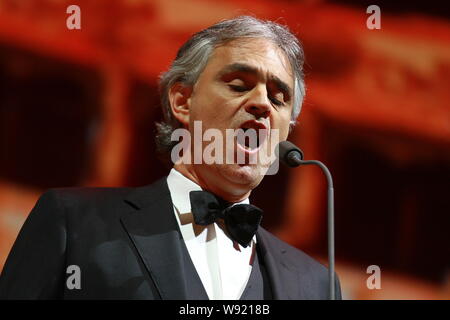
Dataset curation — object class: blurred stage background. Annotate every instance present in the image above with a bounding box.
[0,0,449,299]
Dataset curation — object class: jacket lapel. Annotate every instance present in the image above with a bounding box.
[120,178,194,299]
[256,227,306,299]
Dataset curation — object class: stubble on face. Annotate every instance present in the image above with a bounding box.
[176,38,294,202]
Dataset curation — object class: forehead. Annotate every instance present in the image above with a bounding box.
[205,38,294,85]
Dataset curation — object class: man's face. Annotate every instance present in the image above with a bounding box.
[177,38,294,200]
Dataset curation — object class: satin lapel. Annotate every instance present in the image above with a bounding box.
[256,228,304,300]
[120,178,189,300]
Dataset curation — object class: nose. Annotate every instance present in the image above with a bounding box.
[244,85,271,120]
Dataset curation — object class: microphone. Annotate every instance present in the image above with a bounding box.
[276,141,336,300]
[276,140,304,167]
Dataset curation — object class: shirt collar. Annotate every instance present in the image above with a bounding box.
[166,168,249,215]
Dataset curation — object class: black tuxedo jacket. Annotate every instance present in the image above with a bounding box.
[0,178,341,299]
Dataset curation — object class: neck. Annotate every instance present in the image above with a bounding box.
[173,162,251,203]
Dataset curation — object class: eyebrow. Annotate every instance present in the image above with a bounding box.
[217,63,292,98]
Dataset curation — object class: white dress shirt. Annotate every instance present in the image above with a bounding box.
[166,168,256,300]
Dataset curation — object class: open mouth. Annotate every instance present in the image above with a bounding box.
[236,120,268,154]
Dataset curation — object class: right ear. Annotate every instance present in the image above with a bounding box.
[168,82,193,127]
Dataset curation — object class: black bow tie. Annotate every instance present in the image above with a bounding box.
[189,190,263,248]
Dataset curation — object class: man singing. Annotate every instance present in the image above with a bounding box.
[0,16,341,300]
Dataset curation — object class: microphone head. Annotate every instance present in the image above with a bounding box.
[276,141,304,167]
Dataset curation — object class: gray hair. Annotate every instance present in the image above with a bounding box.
[156,15,306,153]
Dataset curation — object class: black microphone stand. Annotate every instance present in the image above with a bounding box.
[279,142,336,300]
[299,160,335,300]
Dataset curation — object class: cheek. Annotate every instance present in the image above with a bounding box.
[191,91,238,126]
[278,126,289,141]
[273,112,291,140]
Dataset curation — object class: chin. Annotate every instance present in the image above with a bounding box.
[219,163,266,189]
[196,162,267,201]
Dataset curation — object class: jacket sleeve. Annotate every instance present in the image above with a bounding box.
[0,190,67,299]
